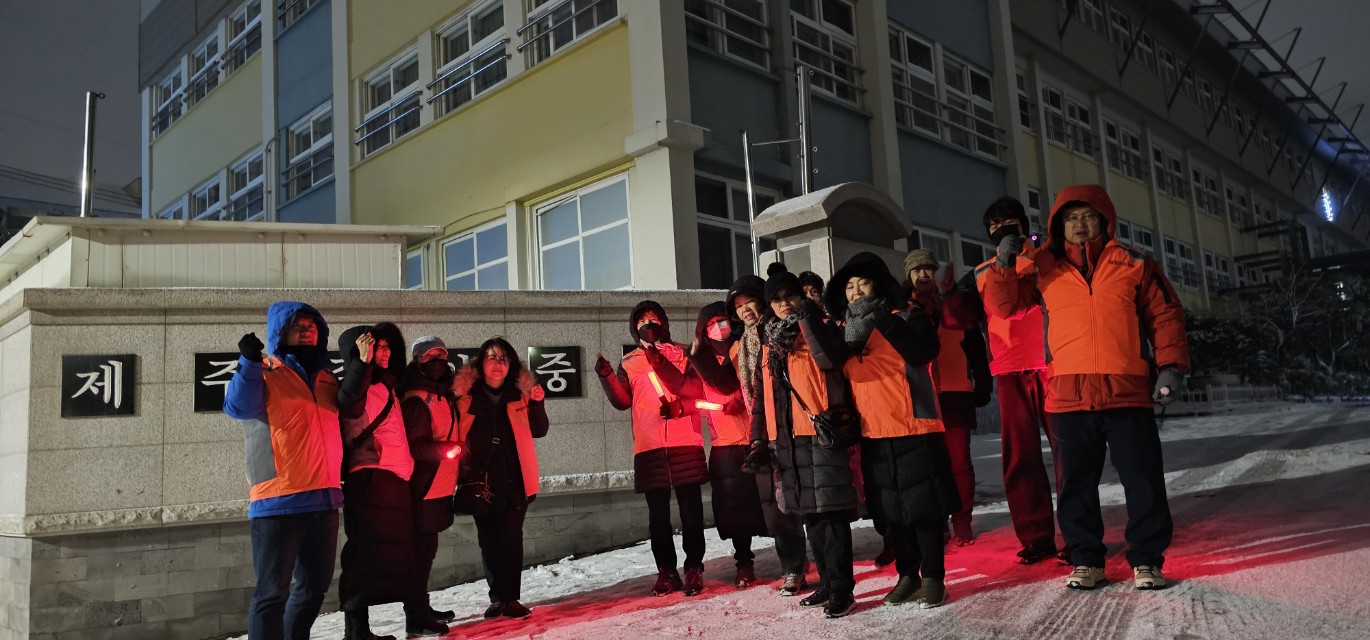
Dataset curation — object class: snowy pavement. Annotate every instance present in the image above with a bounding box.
[259,403,1370,639]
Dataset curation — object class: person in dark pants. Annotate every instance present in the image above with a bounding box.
[224,301,341,640]
[983,184,1189,591]
[830,252,961,608]
[397,336,464,626]
[904,249,992,546]
[452,337,549,619]
[744,269,858,619]
[596,302,710,597]
[971,196,1064,565]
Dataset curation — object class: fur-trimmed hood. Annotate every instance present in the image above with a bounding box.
[452,363,537,398]
[337,321,407,378]
[824,252,903,319]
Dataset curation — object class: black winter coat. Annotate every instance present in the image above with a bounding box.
[634,445,708,493]
[707,444,768,539]
[339,468,417,609]
[861,432,961,526]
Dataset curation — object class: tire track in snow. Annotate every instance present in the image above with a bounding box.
[1028,586,1134,640]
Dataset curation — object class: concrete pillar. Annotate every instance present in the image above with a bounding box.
[855,0,902,206]
[329,0,350,224]
[987,0,1026,200]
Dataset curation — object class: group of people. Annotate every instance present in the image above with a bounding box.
[223,182,1191,637]
[226,311,548,640]
[591,184,1191,619]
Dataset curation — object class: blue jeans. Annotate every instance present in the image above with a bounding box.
[248,510,339,640]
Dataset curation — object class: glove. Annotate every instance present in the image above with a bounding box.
[996,234,1023,268]
[741,440,771,474]
[723,394,747,416]
[594,354,614,378]
[659,398,684,420]
[935,262,957,295]
[1153,367,1185,406]
[238,332,265,362]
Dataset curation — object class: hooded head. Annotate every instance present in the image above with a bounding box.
[265,301,331,372]
[1047,184,1117,258]
[724,275,765,328]
[983,196,1032,247]
[694,301,734,353]
[337,321,408,380]
[824,251,902,318]
[629,300,671,344]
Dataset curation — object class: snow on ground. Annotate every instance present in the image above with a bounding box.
[249,402,1370,639]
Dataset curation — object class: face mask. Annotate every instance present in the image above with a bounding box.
[990,222,1022,246]
[419,359,450,379]
[706,320,731,342]
[279,344,318,365]
[638,322,667,344]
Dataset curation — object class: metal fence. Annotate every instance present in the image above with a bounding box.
[1169,384,1283,411]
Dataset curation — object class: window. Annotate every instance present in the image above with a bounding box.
[1152,145,1186,199]
[1258,126,1273,157]
[959,239,994,271]
[1136,32,1157,73]
[1064,96,1095,156]
[151,66,184,137]
[225,0,263,75]
[190,177,224,220]
[357,53,422,157]
[695,174,780,288]
[157,202,185,220]
[284,104,334,200]
[909,228,951,265]
[1026,187,1044,235]
[1192,167,1220,215]
[1041,85,1067,145]
[537,176,631,290]
[1108,8,1132,52]
[1104,119,1145,181]
[521,0,619,67]
[1070,0,1106,33]
[1117,219,1155,255]
[1254,200,1276,224]
[942,55,999,158]
[225,150,265,221]
[890,28,939,135]
[185,33,222,108]
[685,0,770,69]
[1016,71,1033,128]
[1204,250,1234,291]
[443,220,510,290]
[432,1,509,118]
[406,250,425,290]
[1225,185,1251,228]
[1158,47,1177,90]
[1163,235,1199,289]
[1198,78,1215,115]
[792,0,860,104]
[278,0,318,31]
[1180,68,1196,101]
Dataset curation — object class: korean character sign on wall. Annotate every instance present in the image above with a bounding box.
[448,348,482,368]
[527,346,582,399]
[193,352,242,413]
[62,354,137,417]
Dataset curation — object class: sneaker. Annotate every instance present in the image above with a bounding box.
[873,547,897,568]
[823,591,856,618]
[429,606,456,624]
[952,519,975,546]
[502,601,533,618]
[1065,566,1107,590]
[404,615,448,638]
[912,578,947,608]
[883,576,919,605]
[651,568,682,597]
[735,565,757,589]
[799,585,831,608]
[1133,565,1167,590]
[483,602,503,618]
[1017,545,1055,565]
[778,572,808,596]
[683,567,704,596]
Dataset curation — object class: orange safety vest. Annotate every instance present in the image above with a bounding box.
[845,329,944,439]
[250,357,343,502]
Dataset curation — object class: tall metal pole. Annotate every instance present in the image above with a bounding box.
[796,66,814,195]
[742,129,760,277]
[79,91,105,218]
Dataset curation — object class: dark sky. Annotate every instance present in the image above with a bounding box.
[0,1,140,193]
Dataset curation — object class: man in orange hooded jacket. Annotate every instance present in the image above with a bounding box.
[982,184,1188,592]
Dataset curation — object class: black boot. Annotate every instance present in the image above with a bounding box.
[650,568,682,596]
[344,609,396,640]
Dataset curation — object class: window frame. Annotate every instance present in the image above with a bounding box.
[225,0,264,75]
[432,0,511,118]
[520,0,621,68]
[356,50,423,158]
[685,0,771,70]
[1104,118,1145,181]
[185,30,223,108]
[189,175,225,221]
[278,0,318,32]
[791,0,861,106]
[441,219,511,291]
[151,64,186,137]
[227,148,265,222]
[283,102,334,202]
[535,174,634,291]
[693,172,782,288]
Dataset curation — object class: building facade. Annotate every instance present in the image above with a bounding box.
[138,0,1368,309]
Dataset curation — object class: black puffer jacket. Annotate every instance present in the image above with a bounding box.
[633,446,708,492]
[861,432,961,526]
[707,444,768,539]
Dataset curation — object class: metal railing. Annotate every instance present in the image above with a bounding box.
[1155,170,1187,200]
[151,96,184,137]
[353,91,422,149]
[184,61,222,108]
[224,25,262,75]
[518,0,618,63]
[684,0,771,69]
[426,40,510,114]
[1045,115,1096,155]
[1106,143,1148,181]
[792,37,863,103]
[893,78,1005,156]
[282,146,334,200]
[1169,384,1283,411]
[227,186,265,222]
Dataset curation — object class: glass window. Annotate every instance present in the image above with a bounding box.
[226,0,263,74]
[522,0,620,67]
[685,0,771,69]
[694,173,782,288]
[358,53,422,157]
[537,176,632,290]
[190,177,224,220]
[284,103,334,201]
[228,150,265,221]
[406,250,424,290]
[443,220,510,290]
[791,0,860,105]
[433,1,509,117]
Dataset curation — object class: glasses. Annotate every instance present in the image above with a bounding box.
[1064,213,1100,225]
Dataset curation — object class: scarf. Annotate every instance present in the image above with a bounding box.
[843,295,884,352]
[738,324,762,414]
[764,314,802,383]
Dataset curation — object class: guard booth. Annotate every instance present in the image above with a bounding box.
[752,182,913,280]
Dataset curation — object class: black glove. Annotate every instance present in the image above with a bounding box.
[973,387,992,409]
[741,440,771,474]
[659,398,684,420]
[594,354,614,378]
[238,332,265,362]
[1153,367,1185,406]
[996,234,1024,268]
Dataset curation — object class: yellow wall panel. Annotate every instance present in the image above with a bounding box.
[349,0,480,76]
[352,27,634,229]
[1018,131,1041,186]
[1198,214,1228,255]
[1108,176,1150,224]
[148,57,264,213]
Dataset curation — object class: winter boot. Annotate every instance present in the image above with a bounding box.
[1133,565,1167,590]
[483,601,503,618]
[778,572,808,596]
[344,609,396,640]
[428,605,456,624]
[650,568,683,597]
[1016,544,1055,565]
[883,575,919,605]
[799,585,831,608]
[874,537,896,568]
[823,591,856,618]
[683,567,704,596]
[951,518,975,546]
[502,601,533,618]
[912,578,947,608]
[735,565,757,589]
[404,613,448,639]
[1065,566,1107,590]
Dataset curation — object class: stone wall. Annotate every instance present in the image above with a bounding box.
[0,287,724,639]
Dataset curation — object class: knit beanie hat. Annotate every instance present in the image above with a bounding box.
[903,248,939,277]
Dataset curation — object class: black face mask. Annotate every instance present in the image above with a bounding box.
[279,344,318,365]
[989,222,1023,246]
[638,322,668,344]
[419,359,450,380]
